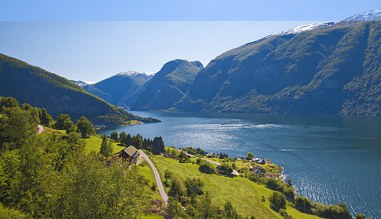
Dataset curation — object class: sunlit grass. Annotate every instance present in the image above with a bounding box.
[151,155,322,219]
[83,135,124,153]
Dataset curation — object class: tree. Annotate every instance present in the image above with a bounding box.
[198,161,216,174]
[0,97,19,112]
[224,201,240,219]
[269,191,286,212]
[184,177,204,197]
[100,135,113,157]
[178,151,190,163]
[355,214,367,219]
[110,131,119,141]
[167,197,186,219]
[54,114,76,133]
[217,162,233,176]
[131,134,143,149]
[295,196,312,214]
[168,176,185,199]
[246,152,255,160]
[0,107,36,150]
[164,169,173,185]
[38,108,54,127]
[152,136,165,154]
[76,116,95,138]
[119,132,132,146]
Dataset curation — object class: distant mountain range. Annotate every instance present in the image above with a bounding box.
[0,54,158,126]
[2,10,381,117]
[131,60,203,110]
[82,71,152,106]
[86,10,381,116]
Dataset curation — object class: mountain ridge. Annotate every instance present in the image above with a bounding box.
[0,54,156,126]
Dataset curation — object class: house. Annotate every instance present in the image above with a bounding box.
[254,158,265,165]
[120,145,139,163]
[251,165,266,177]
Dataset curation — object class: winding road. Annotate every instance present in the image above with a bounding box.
[138,150,169,206]
[181,150,240,176]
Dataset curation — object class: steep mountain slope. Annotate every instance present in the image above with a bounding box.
[83,71,151,106]
[131,59,203,110]
[0,54,154,126]
[177,20,381,115]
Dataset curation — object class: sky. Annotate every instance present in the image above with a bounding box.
[0,0,380,82]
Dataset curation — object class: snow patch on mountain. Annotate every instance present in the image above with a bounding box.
[267,22,334,38]
[343,9,381,22]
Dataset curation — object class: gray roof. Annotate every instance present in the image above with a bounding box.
[123,145,138,157]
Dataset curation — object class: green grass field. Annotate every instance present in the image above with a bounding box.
[83,135,125,153]
[150,155,321,219]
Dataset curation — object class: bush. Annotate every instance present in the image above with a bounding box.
[269,191,286,212]
[184,177,204,197]
[217,162,233,176]
[295,196,313,214]
[313,202,352,219]
[198,161,216,174]
[178,151,190,163]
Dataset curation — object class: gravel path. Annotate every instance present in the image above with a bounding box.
[138,150,169,206]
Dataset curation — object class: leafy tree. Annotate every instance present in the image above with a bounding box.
[313,202,352,219]
[110,131,118,141]
[168,176,185,199]
[198,161,216,174]
[167,197,186,219]
[164,169,173,185]
[38,108,54,127]
[21,103,40,124]
[76,116,95,138]
[295,196,312,214]
[54,114,76,133]
[217,162,233,176]
[100,135,112,157]
[178,151,190,163]
[0,107,36,150]
[355,213,368,219]
[269,191,286,212]
[0,97,19,112]
[224,201,240,219]
[246,152,255,160]
[184,177,204,197]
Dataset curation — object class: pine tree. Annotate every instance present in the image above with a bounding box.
[100,135,112,157]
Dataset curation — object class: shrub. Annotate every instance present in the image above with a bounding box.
[198,161,216,174]
[295,196,313,214]
[269,191,286,212]
[217,162,233,176]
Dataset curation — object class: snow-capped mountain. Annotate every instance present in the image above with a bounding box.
[343,9,381,22]
[116,70,153,77]
[267,22,335,38]
[71,80,89,87]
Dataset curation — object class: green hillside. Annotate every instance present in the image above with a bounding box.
[0,54,157,126]
[131,59,203,110]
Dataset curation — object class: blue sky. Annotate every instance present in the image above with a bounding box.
[0,1,380,82]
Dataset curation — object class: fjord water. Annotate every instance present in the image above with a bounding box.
[100,111,381,217]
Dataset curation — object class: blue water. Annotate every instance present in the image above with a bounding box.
[100,111,381,218]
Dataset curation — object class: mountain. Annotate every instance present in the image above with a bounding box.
[71,80,89,87]
[131,59,203,110]
[176,17,381,115]
[343,9,381,22]
[0,54,157,126]
[83,71,151,106]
